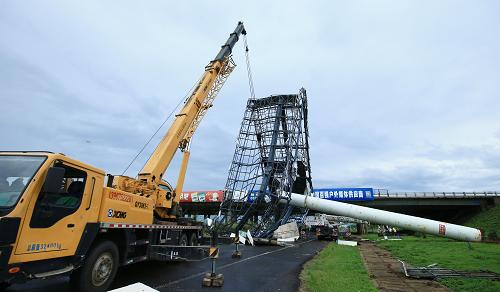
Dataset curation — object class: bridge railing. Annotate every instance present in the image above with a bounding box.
[373,189,500,199]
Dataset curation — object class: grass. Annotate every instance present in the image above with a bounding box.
[300,243,377,292]
[367,235,500,292]
[465,205,500,237]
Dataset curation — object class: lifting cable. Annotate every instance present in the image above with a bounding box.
[243,34,256,99]
[121,75,203,176]
[122,34,255,177]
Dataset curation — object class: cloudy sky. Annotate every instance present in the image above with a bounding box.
[1,1,499,192]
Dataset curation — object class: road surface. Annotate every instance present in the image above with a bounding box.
[6,236,328,292]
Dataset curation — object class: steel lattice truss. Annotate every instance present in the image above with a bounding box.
[182,57,236,150]
[216,88,313,238]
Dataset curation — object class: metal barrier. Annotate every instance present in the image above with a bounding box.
[373,189,500,199]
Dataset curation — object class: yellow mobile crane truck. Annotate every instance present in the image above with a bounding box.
[0,22,246,291]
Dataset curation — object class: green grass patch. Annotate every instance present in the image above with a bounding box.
[366,235,500,292]
[300,243,377,292]
[465,205,500,238]
[361,233,379,241]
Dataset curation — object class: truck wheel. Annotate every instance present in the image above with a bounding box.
[189,233,198,246]
[179,233,188,246]
[70,240,119,292]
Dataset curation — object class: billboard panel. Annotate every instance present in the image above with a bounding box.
[311,188,374,201]
[179,190,223,203]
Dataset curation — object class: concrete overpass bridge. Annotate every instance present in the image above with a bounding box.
[179,190,500,222]
[355,190,500,222]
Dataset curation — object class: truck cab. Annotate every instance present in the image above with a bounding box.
[0,151,206,291]
[0,151,105,286]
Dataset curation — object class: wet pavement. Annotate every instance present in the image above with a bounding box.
[6,236,328,292]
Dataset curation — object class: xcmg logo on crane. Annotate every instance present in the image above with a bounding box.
[107,208,127,219]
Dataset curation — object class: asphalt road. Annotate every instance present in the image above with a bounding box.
[6,236,328,292]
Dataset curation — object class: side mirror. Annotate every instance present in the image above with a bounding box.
[42,167,65,194]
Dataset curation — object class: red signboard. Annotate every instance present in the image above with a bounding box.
[180,190,223,203]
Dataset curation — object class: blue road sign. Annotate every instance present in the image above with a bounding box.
[311,188,374,201]
[245,188,374,202]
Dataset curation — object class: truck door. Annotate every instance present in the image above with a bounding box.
[13,161,97,261]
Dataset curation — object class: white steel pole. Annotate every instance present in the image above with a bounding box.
[287,192,482,242]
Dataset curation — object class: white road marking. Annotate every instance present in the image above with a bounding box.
[154,239,315,289]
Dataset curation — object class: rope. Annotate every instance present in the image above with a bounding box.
[121,75,203,176]
[122,32,253,177]
[243,34,256,99]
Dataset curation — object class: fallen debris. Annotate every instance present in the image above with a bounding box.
[273,222,300,242]
[337,240,358,246]
[399,260,500,280]
[252,237,285,246]
[359,241,450,291]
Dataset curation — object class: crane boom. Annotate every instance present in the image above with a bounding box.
[138,22,246,185]
[214,22,247,61]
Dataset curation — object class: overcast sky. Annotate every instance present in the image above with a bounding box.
[1,1,499,192]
